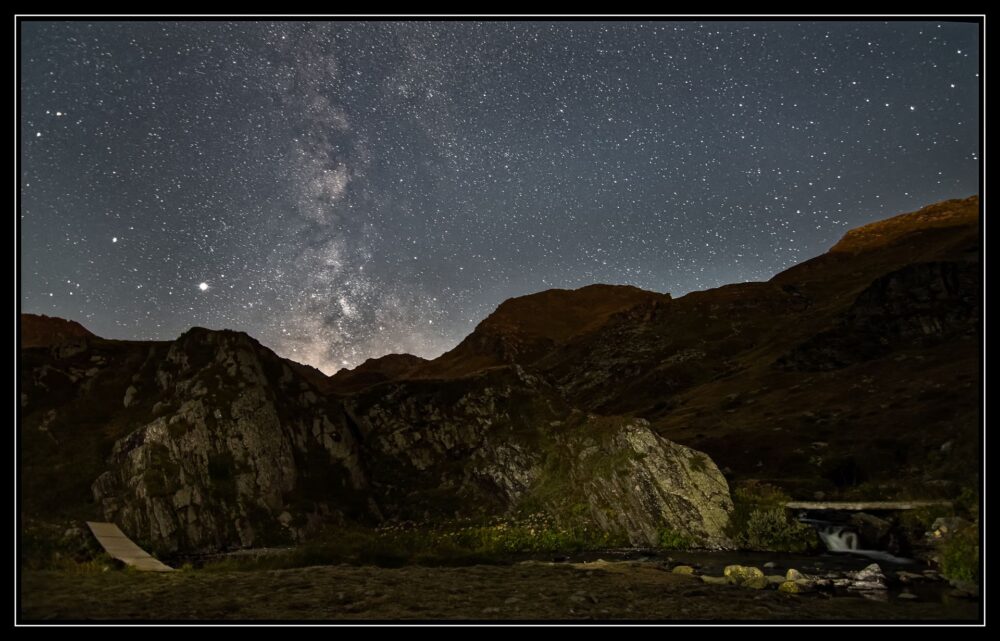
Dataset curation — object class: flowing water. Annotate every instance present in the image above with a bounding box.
[814,523,915,564]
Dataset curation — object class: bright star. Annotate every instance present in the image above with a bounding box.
[199,282,209,291]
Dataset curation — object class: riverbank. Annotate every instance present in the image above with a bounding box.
[19,559,979,622]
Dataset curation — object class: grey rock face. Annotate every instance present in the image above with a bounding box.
[567,419,732,548]
[92,329,368,553]
[86,332,734,553]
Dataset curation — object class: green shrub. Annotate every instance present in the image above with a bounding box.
[938,522,979,584]
[725,482,819,552]
[740,508,818,553]
[657,528,693,550]
[956,487,980,520]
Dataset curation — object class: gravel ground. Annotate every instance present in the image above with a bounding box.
[19,560,980,622]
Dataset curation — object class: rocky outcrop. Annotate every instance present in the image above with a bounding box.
[90,329,370,553]
[778,261,980,370]
[59,331,733,553]
[347,368,732,548]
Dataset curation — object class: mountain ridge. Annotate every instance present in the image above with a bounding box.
[18,194,981,554]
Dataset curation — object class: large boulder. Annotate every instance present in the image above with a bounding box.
[566,418,733,548]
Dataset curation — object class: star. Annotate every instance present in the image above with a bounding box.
[19,21,979,372]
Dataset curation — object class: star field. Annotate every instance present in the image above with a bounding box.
[20,20,980,373]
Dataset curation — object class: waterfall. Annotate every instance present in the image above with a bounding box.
[819,525,858,551]
[803,520,915,564]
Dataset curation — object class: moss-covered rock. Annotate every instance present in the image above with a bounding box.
[779,580,802,594]
[724,564,768,589]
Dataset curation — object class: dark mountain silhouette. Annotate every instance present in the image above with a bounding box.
[20,313,95,348]
[18,195,980,553]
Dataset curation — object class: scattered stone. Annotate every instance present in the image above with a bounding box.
[763,561,776,569]
[898,592,918,600]
[948,588,977,600]
[766,575,785,586]
[928,517,969,541]
[724,565,768,589]
[785,568,804,582]
[897,571,925,584]
[723,393,742,408]
[122,385,138,408]
[779,581,802,594]
[848,563,888,592]
[700,576,730,586]
[948,580,980,598]
[672,565,695,575]
[850,512,892,547]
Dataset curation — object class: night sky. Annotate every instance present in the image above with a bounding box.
[20,20,980,373]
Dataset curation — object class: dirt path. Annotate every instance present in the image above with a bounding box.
[20,560,979,622]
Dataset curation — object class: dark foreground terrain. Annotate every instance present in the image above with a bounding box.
[21,561,978,622]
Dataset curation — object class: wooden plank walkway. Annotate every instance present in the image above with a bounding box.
[86,522,173,572]
[785,501,951,511]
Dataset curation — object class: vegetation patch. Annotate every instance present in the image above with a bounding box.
[938,522,979,583]
[725,481,819,553]
[201,513,632,571]
[657,528,693,550]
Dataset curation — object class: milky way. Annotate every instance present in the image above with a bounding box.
[19,20,980,373]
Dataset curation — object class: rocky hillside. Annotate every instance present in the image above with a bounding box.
[18,195,980,554]
[20,313,94,348]
[20,328,731,553]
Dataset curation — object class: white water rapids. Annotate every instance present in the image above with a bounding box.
[811,523,914,564]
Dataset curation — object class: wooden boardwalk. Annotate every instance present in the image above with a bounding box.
[86,522,173,572]
[785,501,951,511]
